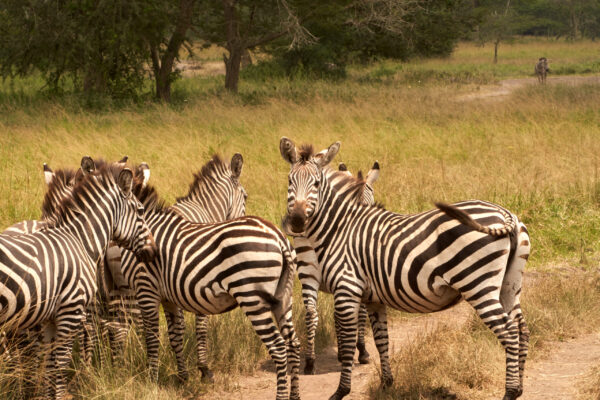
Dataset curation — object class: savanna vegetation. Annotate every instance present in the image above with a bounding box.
[1,36,600,399]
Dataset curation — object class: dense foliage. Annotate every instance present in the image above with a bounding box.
[0,0,598,98]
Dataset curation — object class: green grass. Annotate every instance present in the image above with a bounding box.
[0,38,599,398]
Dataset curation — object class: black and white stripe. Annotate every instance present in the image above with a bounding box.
[118,178,300,400]
[280,138,530,400]
[0,161,156,399]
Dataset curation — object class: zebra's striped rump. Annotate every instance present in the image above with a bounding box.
[280,138,530,400]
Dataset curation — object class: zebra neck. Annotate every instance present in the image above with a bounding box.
[176,190,229,223]
[171,198,224,223]
[306,178,365,249]
[58,209,111,265]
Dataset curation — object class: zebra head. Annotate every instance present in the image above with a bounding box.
[111,166,157,263]
[280,137,340,234]
[228,153,247,219]
[337,161,380,206]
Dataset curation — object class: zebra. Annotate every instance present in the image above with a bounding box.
[167,153,246,381]
[535,57,549,84]
[117,177,300,400]
[279,138,531,400]
[0,160,156,399]
[299,159,380,374]
[101,154,247,381]
[1,157,142,366]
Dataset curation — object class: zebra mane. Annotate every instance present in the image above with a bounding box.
[45,164,125,228]
[177,154,231,202]
[327,167,374,205]
[298,144,315,162]
[133,179,169,214]
[41,168,78,219]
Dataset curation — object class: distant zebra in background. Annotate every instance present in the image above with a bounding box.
[299,159,380,374]
[535,57,549,84]
[0,160,156,399]
[280,138,531,400]
[117,177,300,400]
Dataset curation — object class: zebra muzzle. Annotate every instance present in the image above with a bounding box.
[136,236,157,263]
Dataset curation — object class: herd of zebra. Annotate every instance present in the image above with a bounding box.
[0,138,531,400]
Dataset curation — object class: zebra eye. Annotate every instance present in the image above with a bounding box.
[137,207,144,216]
[288,178,292,186]
[314,180,320,188]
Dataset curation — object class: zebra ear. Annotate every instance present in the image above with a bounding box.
[231,153,243,180]
[117,168,134,197]
[43,163,54,185]
[366,161,380,186]
[136,162,150,188]
[118,155,129,165]
[280,137,297,165]
[80,156,96,175]
[316,141,340,168]
[338,163,348,172]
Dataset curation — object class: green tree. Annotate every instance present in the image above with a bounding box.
[476,0,515,63]
[0,0,198,101]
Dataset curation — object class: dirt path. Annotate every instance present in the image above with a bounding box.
[208,302,472,400]
[520,334,600,400]
[457,75,600,102]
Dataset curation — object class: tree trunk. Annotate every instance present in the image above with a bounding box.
[155,0,196,102]
[223,0,244,93]
[224,47,243,92]
[493,39,499,64]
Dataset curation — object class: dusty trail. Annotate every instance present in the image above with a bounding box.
[521,334,600,400]
[456,75,600,102]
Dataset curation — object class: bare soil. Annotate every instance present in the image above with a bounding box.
[456,75,600,102]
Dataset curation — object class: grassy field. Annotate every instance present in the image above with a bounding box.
[1,38,600,398]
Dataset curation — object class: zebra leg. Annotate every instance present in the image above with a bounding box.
[52,310,85,399]
[139,297,161,381]
[466,293,520,400]
[273,298,301,400]
[329,294,361,400]
[240,301,289,400]
[195,314,214,382]
[164,307,189,382]
[356,304,370,364]
[302,290,318,374]
[366,303,392,387]
[502,224,530,397]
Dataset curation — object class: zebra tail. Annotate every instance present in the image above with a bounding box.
[435,202,516,236]
[273,238,297,330]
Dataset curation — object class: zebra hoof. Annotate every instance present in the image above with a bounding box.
[502,388,521,400]
[289,390,301,400]
[304,358,315,375]
[328,386,350,400]
[357,343,370,364]
[381,374,394,388]
[200,366,214,383]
